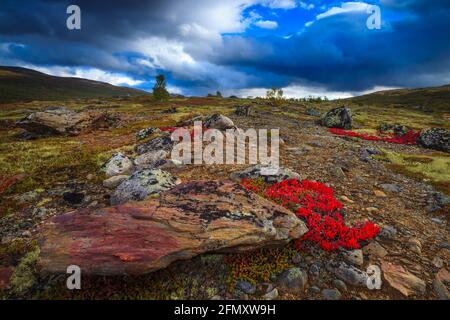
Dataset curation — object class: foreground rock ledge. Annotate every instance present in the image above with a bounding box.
[38,180,308,275]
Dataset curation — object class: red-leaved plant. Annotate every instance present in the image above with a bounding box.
[329,128,420,145]
[241,178,380,251]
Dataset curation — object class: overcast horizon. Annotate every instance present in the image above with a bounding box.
[1,0,449,98]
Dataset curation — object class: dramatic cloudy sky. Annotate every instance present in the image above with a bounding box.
[1,0,449,97]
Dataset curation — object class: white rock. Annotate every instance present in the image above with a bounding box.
[104,152,134,177]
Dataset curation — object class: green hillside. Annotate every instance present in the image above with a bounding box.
[0,66,149,103]
[347,84,450,111]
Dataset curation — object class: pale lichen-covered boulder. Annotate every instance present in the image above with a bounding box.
[16,106,120,136]
[38,180,308,275]
[103,152,134,177]
[110,169,178,205]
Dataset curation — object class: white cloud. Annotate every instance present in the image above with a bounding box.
[299,1,315,10]
[305,1,372,27]
[261,0,298,9]
[228,84,407,99]
[24,65,144,87]
[316,2,372,20]
[254,20,279,29]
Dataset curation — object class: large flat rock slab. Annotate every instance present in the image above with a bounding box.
[38,180,307,275]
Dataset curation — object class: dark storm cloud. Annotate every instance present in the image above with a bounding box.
[0,0,449,95]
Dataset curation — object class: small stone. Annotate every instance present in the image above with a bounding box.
[378,225,397,241]
[331,166,346,179]
[86,174,95,180]
[309,264,320,277]
[309,286,320,294]
[366,207,379,213]
[210,295,222,300]
[276,267,308,293]
[432,257,444,269]
[102,175,129,189]
[380,184,401,193]
[235,281,256,295]
[341,249,364,266]
[407,238,422,254]
[321,288,342,300]
[262,288,278,300]
[363,242,388,258]
[374,190,387,197]
[341,195,354,203]
[333,279,347,292]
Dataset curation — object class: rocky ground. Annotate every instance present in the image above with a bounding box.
[0,97,448,300]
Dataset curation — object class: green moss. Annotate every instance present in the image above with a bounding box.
[377,150,450,195]
[9,246,40,296]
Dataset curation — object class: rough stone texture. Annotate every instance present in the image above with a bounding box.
[136,127,160,141]
[327,261,368,287]
[418,128,450,152]
[276,267,308,293]
[320,106,352,129]
[134,150,169,169]
[102,175,129,189]
[38,180,308,275]
[341,249,364,266]
[16,106,120,137]
[110,169,178,205]
[103,152,134,177]
[433,268,450,300]
[204,114,235,130]
[321,288,341,300]
[362,242,388,258]
[230,164,301,184]
[381,261,426,297]
[135,132,174,155]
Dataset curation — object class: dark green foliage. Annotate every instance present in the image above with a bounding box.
[152,74,170,101]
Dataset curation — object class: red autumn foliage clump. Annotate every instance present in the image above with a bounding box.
[329,128,420,145]
[241,178,380,251]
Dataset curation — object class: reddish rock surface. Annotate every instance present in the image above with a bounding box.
[38,180,307,275]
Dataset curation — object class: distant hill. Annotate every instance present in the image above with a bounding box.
[0,66,149,103]
[347,84,450,111]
